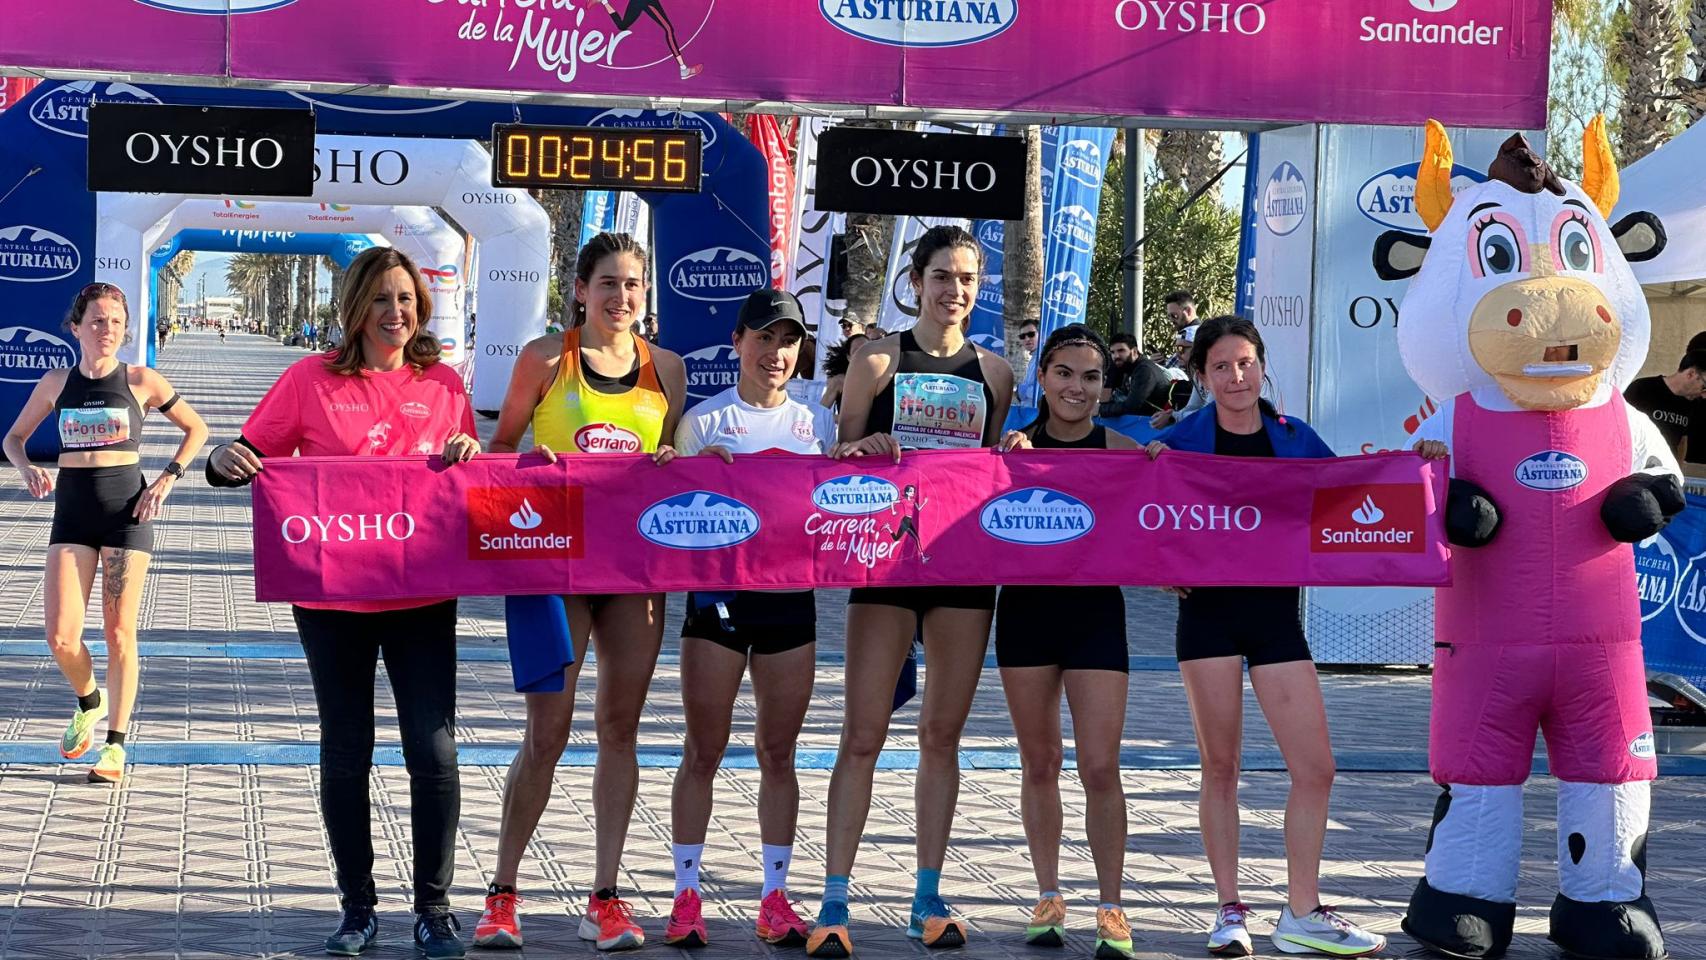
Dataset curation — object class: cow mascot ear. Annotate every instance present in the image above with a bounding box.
[1582,113,1669,263]
[1372,119,1454,279]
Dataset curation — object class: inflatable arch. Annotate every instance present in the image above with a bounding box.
[0,83,769,453]
[133,198,467,362]
[99,135,533,392]
[147,229,381,365]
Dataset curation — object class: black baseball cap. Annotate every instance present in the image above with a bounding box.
[737,288,807,334]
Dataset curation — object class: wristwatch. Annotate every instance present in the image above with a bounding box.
[163,461,185,479]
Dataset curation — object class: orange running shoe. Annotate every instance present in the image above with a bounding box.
[578,893,644,952]
[473,890,522,949]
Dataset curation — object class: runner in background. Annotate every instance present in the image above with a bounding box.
[204,248,481,960]
[1146,316,1384,959]
[992,324,1140,960]
[476,231,686,953]
[808,226,1014,958]
[660,289,835,949]
[3,282,207,785]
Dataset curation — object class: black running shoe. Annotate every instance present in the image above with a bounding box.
[414,911,466,960]
[325,906,377,956]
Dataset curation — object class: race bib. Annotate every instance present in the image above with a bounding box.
[58,407,129,449]
[891,373,986,449]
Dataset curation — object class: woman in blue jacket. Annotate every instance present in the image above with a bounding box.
[1147,316,1385,959]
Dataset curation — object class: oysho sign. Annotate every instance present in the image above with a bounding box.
[815,126,1025,221]
[87,102,315,196]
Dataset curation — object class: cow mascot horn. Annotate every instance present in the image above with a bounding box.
[1372,117,1679,960]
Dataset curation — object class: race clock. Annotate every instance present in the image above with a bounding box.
[491,123,703,193]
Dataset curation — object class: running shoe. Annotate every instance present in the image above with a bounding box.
[578,893,644,952]
[473,891,522,949]
[1095,905,1138,960]
[1025,894,1067,947]
[680,63,704,80]
[664,888,707,948]
[907,894,968,949]
[807,901,853,958]
[60,689,107,760]
[413,911,466,960]
[1271,905,1386,957]
[87,742,125,784]
[756,889,809,946]
[324,905,378,956]
[1207,902,1254,957]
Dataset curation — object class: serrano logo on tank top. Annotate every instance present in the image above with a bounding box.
[1514,451,1588,491]
[979,487,1095,545]
[575,422,642,454]
[638,491,761,550]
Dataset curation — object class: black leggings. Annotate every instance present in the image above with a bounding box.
[608,0,685,58]
[294,601,460,913]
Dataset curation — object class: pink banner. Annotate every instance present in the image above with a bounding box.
[750,114,796,288]
[250,449,1449,603]
[0,2,1549,128]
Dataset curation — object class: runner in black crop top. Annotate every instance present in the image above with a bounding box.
[864,329,993,449]
[53,362,146,455]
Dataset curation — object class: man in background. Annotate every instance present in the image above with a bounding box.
[1626,349,1706,461]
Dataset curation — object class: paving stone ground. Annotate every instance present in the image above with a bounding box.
[0,332,1699,959]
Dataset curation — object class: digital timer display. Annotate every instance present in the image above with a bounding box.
[491,124,703,193]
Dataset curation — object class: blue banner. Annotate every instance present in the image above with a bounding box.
[1023,126,1116,404]
[1233,131,1261,319]
[1638,494,1706,691]
[579,191,617,249]
[969,218,1005,355]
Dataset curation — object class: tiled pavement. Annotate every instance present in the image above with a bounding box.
[0,332,1699,959]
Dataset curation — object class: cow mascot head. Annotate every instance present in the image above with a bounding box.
[1373,117,1677,960]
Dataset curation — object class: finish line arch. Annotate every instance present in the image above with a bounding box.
[0,82,770,453]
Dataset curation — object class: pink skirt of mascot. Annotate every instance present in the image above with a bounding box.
[1372,117,1682,960]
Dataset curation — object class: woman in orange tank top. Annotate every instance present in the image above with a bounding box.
[479,233,686,952]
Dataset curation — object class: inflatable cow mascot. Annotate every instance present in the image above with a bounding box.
[1373,117,1680,960]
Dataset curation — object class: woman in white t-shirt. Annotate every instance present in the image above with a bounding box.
[659,288,835,950]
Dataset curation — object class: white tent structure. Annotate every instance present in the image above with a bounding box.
[1614,122,1706,373]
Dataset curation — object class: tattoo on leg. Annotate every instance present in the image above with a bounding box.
[102,551,131,623]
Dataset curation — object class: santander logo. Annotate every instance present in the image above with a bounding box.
[575,422,642,454]
[1351,496,1385,525]
[509,498,543,530]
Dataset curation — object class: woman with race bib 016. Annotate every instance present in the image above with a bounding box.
[205,248,482,960]
[476,231,686,953]
[993,323,1141,960]
[1146,315,1384,959]
[807,225,1014,959]
[659,288,836,950]
[3,282,207,785]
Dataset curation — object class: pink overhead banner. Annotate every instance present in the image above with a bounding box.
[0,1,1549,128]
[250,449,1450,604]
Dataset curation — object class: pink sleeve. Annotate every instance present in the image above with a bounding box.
[242,363,306,456]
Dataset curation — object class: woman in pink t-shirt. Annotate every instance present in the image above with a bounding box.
[205,248,480,959]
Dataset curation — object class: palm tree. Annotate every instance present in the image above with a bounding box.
[1152,129,1224,191]
[839,120,896,334]
[1620,0,1682,164]
[1003,125,1043,376]
[225,253,268,320]
[533,188,582,331]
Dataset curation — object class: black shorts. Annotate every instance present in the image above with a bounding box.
[847,585,997,614]
[1174,587,1311,666]
[996,586,1128,672]
[49,465,153,553]
[682,590,816,656]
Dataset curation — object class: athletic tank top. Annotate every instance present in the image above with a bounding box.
[532,327,668,454]
[55,363,144,454]
[1026,423,1108,449]
[866,329,991,449]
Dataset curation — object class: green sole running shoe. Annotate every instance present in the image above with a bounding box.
[60,689,107,760]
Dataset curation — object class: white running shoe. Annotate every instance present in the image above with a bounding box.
[1271,905,1386,957]
[1207,901,1254,956]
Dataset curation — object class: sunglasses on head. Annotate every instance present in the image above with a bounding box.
[79,282,125,301]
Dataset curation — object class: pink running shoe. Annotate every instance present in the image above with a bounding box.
[756,888,810,946]
[664,888,708,949]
